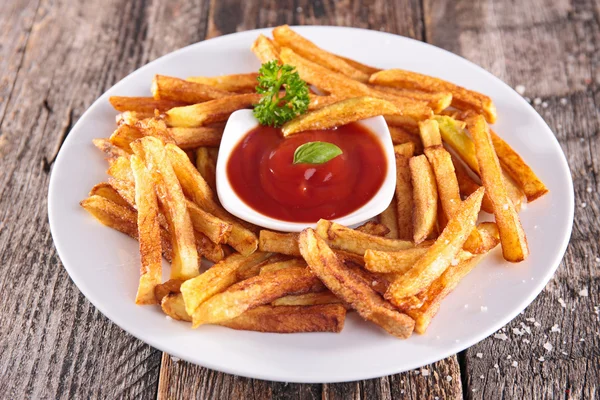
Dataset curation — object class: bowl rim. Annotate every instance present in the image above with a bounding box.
[215,109,396,232]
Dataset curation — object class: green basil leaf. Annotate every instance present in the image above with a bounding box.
[293,141,343,165]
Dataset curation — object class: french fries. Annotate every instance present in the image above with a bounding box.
[187,73,259,93]
[409,155,438,244]
[194,146,217,192]
[167,125,223,149]
[186,201,232,244]
[89,182,132,208]
[370,69,497,123]
[364,247,430,274]
[272,291,343,307]
[109,96,186,113]
[299,228,415,338]
[394,143,415,240]
[378,198,399,239]
[93,138,130,160]
[273,25,370,82]
[164,93,261,127]
[152,75,232,104]
[467,115,529,262]
[355,221,391,237]
[372,85,452,114]
[161,293,192,321]
[282,97,400,136]
[251,34,281,63]
[418,119,442,147]
[385,187,484,308]
[154,279,183,303]
[259,230,301,256]
[259,258,307,275]
[389,126,424,154]
[135,118,175,144]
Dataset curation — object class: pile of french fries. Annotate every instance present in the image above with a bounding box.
[83,25,548,337]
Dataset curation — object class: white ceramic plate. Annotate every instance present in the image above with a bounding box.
[48,26,574,383]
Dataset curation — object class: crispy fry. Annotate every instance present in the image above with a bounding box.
[152,75,232,104]
[467,115,529,262]
[93,138,130,160]
[273,25,370,82]
[394,143,415,240]
[272,291,343,307]
[131,137,199,280]
[476,221,501,250]
[333,249,366,268]
[337,55,380,75]
[116,111,154,126]
[161,293,192,321]
[451,154,494,213]
[164,93,261,128]
[219,304,346,333]
[180,252,272,317]
[258,230,300,256]
[186,200,232,244]
[131,155,162,305]
[109,96,185,113]
[236,253,286,281]
[385,115,420,133]
[195,146,217,192]
[251,34,280,63]
[299,228,415,338]
[135,118,176,144]
[418,119,442,147]
[354,221,390,237]
[343,262,391,296]
[281,96,400,136]
[89,182,132,208]
[370,69,497,123]
[191,267,323,327]
[194,231,225,263]
[154,279,183,304]
[187,73,259,93]
[378,197,399,239]
[109,124,143,152]
[371,85,452,113]
[260,258,307,275]
[409,155,438,244]
[315,219,414,255]
[389,126,423,154]
[308,94,344,111]
[165,144,258,255]
[167,125,223,149]
[107,156,134,182]
[364,247,430,274]
[385,187,484,307]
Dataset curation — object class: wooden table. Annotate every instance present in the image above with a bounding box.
[1,0,598,398]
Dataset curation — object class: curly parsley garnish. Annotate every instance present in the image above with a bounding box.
[253,61,310,127]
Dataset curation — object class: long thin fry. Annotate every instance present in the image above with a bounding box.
[378,197,399,239]
[409,155,438,244]
[109,96,186,113]
[186,73,259,93]
[251,34,280,63]
[152,75,232,103]
[394,143,415,241]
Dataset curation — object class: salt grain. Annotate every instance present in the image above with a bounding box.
[464,304,469,309]
[596,257,600,263]
[512,361,518,367]
[558,298,567,308]
[587,187,593,193]
[494,333,508,341]
[452,259,460,266]
[534,321,542,327]
[562,351,568,355]
[476,353,483,358]
[421,369,430,376]
[523,339,530,344]
[503,203,509,210]
[494,364,499,369]
[296,6,303,12]
[513,328,524,336]
[507,355,512,359]
[560,98,568,105]
[526,317,536,323]
[580,338,585,342]
[542,101,548,108]
[538,356,545,362]
[171,356,180,363]
[551,324,561,333]
[480,375,485,379]
[481,306,488,312]
[578,288,589,297]
[543,342,553,351]
[515,85,526,94]
[581,202,587,208]
[534,98,542,105]
[165,316,173,321]
[446,375,453,382]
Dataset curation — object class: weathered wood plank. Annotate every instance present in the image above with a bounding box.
[0,0,210,398]
[424,0,600,398]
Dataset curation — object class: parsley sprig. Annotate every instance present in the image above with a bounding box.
[253,61,310,127]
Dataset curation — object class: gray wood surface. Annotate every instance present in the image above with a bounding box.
[0,0,597,398]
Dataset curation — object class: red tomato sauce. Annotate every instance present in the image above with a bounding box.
[227,123,387,223]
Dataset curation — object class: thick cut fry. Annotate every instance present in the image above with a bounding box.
[337,55,380,75]
[161,293,192,321]
[315,220,413,255]
[131,137,199,279]
[251,34,280,63]
[299,228,415,339]
[273,25,370,82]
[194,231,225,263]
[116,111,154,126]
[354,221,390,237]
[467,115,529,262]
[282,97,400,136]
[167,126,223,149]
[418,119,442,147]
[385,115,420,133]
[195,147,217,192]
[394,143,415,241]
[371,85,452,113]
[187,73,259,93]
[308,94,343,111]
[236,253,286,281]
[409,155,438,244]
[490,129,548,201]
[370,69,497,123]
[152,75,232,104]
[180,252,272,317]
[258,230,300,256]
[378,197,399,239]
[154,279,183,304]
[109,124,143,152]
[165,144,258,255]
[107,156,134,182]
[385,187,484,307]
[186,200,232,244]
[164,93,261,128]
[451,154,494,213]
[131,155,162,305]
[191,267,323,327]
[219,304,346,333]
[93,138,130,160]
[109,96,185,113]
[260,258,307,275]
[89,183,132,208]
[279,47,432,120]
[389,126,423,154]
[364,247,430,274]
[135,118,175,144]
[272,291,343,307]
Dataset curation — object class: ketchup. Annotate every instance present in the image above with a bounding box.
[227,123,387,223]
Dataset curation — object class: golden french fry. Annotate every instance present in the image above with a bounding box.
[371,85,452,113]
[135,118,176,144]
[191,267,323,327]
[476,221,501,251]
[164,93,261,128]
[273,25,370,82]
[186,200,232,244]
[258,230,300,256]
[195,147,217,192]
[378,197,399,239]
[337,55,380,75]
[467,115,529,262]
[385,187,484,306]
[308,94,344,111]
[299,228,415,339]
[409,155,438,244]
[161,293,192,322]
[152,75,232,104]
[271,291,343,307]
[281,97,400,136]
[259,258,307,275]
[109,96,185,113]
[451,154,494,214]
[219,304,347,333]
[418,119,442,147]
[236,253,286,281]
[89,183,132,208]
[364,247,430,274]
[251,34,280,63]
[131,137,199,280]
[370,69,497,123]
[116,111,154,126]
[107,156,134,182]
[109,124,143,153]
[93,139,130,161]
[131,155,162,305]
[315,219,414,255]
[194,231,225,263]
[490,129,548,201]
[154,279,183,304]
[389,126,424,154]
[333,249,366,268]
[385,115,420,134]
[394,143,415,241]
[164,144,258,255]
[187,73,259,93]
[180,252,272,317]
[167,125,223,149]
[354,221,390,237]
